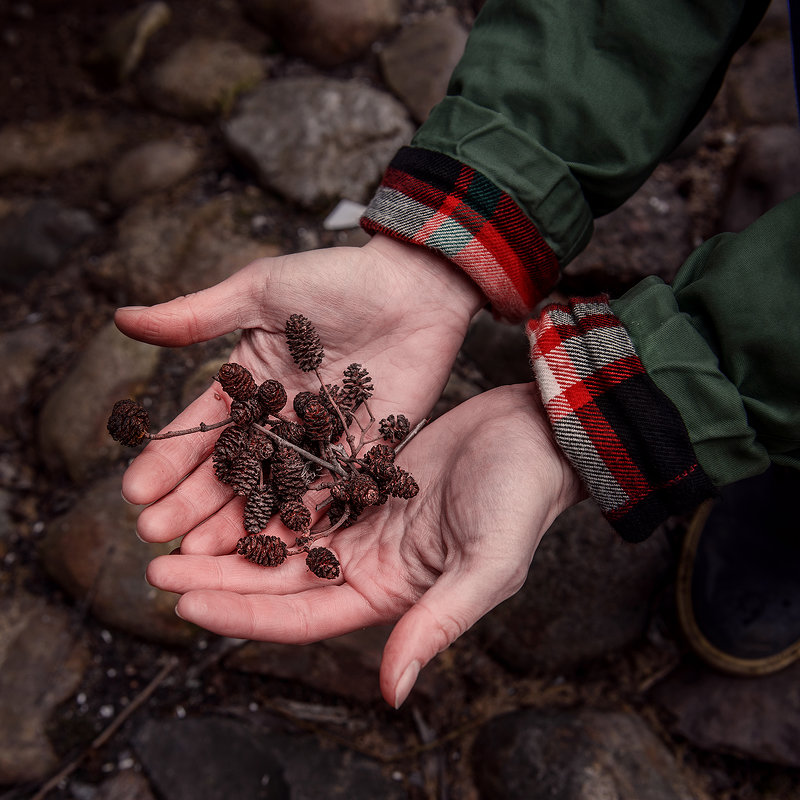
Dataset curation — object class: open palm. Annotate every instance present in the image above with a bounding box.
[116,235,483,545]
[144,385,584,707]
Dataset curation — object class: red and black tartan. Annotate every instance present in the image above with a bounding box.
[360,146,559,322]
[529,296,714,541]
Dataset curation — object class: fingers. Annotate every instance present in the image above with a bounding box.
[177,497,247,556]
[114,262,268,347]
[121,385,230,505]
[379,566,519,709]
[174,583,381,642]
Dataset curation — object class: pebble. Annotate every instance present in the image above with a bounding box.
[474,500,673,673]
[0,592,91,784]
[86,1,172,86]
[379,7,469,121]
[91,193,280,305]
[37,320,161,483]
[40,474,198,645]
[107,139,199,207]
[243,0,401,67]
[0,199,98,288]
[144,38,266,119]
[223,77,413,209]
[652,661,800,767]
[0,112,122,178]
[471,708,697,800]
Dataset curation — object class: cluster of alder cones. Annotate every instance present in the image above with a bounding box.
[107,314,420,580]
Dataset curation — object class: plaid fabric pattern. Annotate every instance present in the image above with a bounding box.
[360,146,559,322]
[529,296,714,541]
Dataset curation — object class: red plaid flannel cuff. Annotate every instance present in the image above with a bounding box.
[360,147,559,322]
[528,296,714,541]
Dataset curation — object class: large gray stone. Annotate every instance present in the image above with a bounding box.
[223,78,413,209]
[379,8,469,121]
[243,0,401,67]
[652,662,800,767]
[475,500,673,673]
[719,125,800,232]
[145,38,266,119]
[0,592,90,784]
[40,474,196,645]
[471,708,696,800]
[37,320,161,483]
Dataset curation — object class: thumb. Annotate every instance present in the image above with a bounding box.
[380,567,515,709]
[114,261,270,347]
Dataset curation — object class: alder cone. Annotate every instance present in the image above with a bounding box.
[342,363,373,406]
[384,465,419,499]
[230,397,264,426]
[228,454,261,496]
[237,534,288,567]
[258,379,287,414]
[293,391,317,417]
[244,486,275,534]
[271,420,306,446]
[379,414,410,443]
[218,363,257,401]
[306,547,340,580]
[350,473,381,510]
[247,427,274,460]
[271,446,307,498]
[279,500,312,532]
[107,399,150,447]
[299,397,333,441]
[361,444,396,482]
[285,314,324,372]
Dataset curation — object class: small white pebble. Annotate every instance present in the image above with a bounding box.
[32,521,45,534]
[106,668,117,678]
[248,702,258,712]
[175,705,186,719]
[99,705,114,719]
[101,762,115,773]
[100,629,113,644]
[76,692,87,705]
[392,771,404,781]
[118,756,135,770]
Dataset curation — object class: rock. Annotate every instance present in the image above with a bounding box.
[379,8,469,121]
[652,662,800,767]
[726,37,799,126]
[87,2,172,86]
[144,38,266,119]
[93,770,157,800]
[107,140,199,207]
[227,625,445,703]
[0,199,98,288]
[0,592,90,784]
[134,715,406,800]
[91,194,280,305]
[471,708,696,800]
[474,500,673,673]
[719,125,800,232]
[323,199,367,230]
[0,321,55,435]
[461,310,531,388]
[0,112,122,179]
[223,77,413,209]
[243,0,401,67]
[40,474,196,645]
[560,172,692,296]
[37,320,161,482]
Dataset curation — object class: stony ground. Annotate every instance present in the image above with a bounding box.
[1,1,800,799]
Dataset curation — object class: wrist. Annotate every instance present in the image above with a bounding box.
[363,233,486,320]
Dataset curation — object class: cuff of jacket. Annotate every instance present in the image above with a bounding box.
[360,146,560,323]
[528,295,715,542]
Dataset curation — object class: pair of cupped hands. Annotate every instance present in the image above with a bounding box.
[117,234,583,708]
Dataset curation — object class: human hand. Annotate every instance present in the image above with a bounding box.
[144,384,585,708]
[115,234,484,544]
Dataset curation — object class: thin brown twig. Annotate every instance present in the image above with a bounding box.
[252,422,346,477]
[146,417,233,439]
[394,418,428,456]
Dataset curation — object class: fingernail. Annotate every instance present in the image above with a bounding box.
[117,305,147,312]
[175,605,185,620]
[121,490,135,506]
[393,660,421,709]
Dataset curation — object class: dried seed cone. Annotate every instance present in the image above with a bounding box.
[279,500,312,532]
[293,391,317,417]
[237,534,288,567]
[270,420,307,447]
[342,363,373,405]
[362,444,396,482]
[328,499,356,528]
[350,473,381,510]
[246,428,274,461]
[244,486,275,534]
[285,314,323,372]
[230,397,264,427]
[385,466,419,499]
[228,454,261,496]
[318,384,350,439]
[306,547,340,580]
[107,399,150,447]
[257,379,287,414]
[271,446,307,498]
[379,414,410,443]
[217,363,257,401]
[298,398,333,442]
